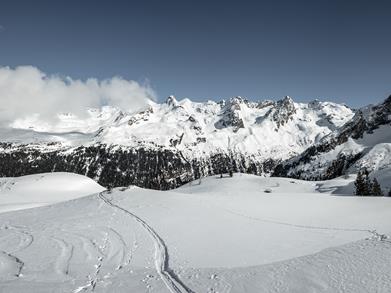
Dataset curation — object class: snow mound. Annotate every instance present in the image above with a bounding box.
[0,172,105,213]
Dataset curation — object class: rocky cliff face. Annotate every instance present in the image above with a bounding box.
[0,95,362,189]
[214,97,247,132]
[274,96,391,180]
[264,96,296,130]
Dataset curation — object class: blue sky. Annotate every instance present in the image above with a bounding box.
[0,0,390,107]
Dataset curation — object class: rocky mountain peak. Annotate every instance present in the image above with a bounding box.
[281,95,294,104]
[274,95,391,181]
[257,100,275,109]
[166,95,178,107]
[213,97,246,132]
[229,96,246,105]
[308,99,321,108]
[264,96,297,130]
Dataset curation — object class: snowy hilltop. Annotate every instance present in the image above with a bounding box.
[0,95,390,190]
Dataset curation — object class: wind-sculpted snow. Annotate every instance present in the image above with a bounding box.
[1,173,391,292]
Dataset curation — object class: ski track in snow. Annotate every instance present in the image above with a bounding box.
[98,191,193,293]
[73,233,108,293]
[0,225,33,278]
[105,227,127,270]
[52,237,74,276]
[67,232,98,262]
[0,225,34,254]
[220,207,389,241]
[0,250,24,278]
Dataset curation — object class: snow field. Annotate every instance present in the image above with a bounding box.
[0,173,390,292]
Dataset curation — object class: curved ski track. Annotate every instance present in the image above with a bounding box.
[98,191,193,293]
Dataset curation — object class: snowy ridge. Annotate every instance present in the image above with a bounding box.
[275,95,391,188]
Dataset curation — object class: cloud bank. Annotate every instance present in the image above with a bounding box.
[0,66,156,126]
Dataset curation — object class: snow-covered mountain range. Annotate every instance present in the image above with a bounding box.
[0,95,390,190]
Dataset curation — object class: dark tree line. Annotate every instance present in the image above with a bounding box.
[0,143,278,190]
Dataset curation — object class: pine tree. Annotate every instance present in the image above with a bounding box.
[355,168,375,196]
[388,189,391,197]
[363,169,373,196]
[372,178,383,196]
[354,170,366,196]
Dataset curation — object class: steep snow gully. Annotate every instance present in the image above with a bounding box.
[98,191,193,293]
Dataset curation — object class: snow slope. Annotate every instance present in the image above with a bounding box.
[0,172,105,213]
[0,173,390,292]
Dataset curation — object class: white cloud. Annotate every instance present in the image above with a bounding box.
[0,66,156,126]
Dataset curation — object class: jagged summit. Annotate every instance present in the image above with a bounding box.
[282,95,293,102]
[166,95,178,106]
[214,96,246,132]
[265,96,297,130]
